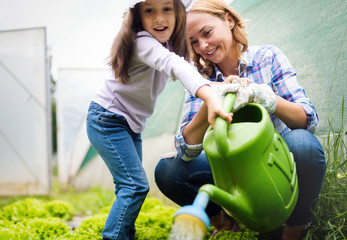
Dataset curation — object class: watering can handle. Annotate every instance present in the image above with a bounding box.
[214,93,237,155]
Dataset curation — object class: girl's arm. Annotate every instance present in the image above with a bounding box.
[134,32,232,127]
[182,76,248,145]
[195,85,232,129]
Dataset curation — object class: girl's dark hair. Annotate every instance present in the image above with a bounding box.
[108,0,190,84]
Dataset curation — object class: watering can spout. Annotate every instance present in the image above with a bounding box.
[199,184,251,219]
[172,192,210,232]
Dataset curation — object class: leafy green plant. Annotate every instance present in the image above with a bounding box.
[135,197,177,239]
[305,108,347,239]
[1,198,48,223]
[0,218,70,240]
[64,213,108,240]
[45,200,75,221]
[211,228,258,240]
[0,222,32,240]
[1,197,75,223]
[136,197,177,229]
[23,217,71,239]
[53,186,115,216]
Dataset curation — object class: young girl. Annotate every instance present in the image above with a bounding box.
[86,0,232,239]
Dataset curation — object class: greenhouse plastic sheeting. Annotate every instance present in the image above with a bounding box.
[0,27,51,196]
[56,68,107,185]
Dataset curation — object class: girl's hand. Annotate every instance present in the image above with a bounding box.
[205,94,233,128]
[196,85,232,128]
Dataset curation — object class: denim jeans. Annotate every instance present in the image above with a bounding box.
[155,129,326,226]
[86,102,149,240]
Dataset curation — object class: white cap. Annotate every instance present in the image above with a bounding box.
[125,0,146,11]
[181,0,195,10]
[123,0,195,16]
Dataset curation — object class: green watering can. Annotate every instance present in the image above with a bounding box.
[173,93,298,234]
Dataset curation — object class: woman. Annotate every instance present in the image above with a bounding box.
[154,0,326,239]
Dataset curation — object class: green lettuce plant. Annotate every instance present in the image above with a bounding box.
[0,218,70,240]
[45,200,75,221]
[1,198,48,223]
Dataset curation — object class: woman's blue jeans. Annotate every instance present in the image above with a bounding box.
[86,102,149,240]
[155,129,326,226]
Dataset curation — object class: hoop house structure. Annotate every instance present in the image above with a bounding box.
[0,27,51,196]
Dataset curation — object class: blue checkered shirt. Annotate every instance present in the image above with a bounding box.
[175,45,319,160]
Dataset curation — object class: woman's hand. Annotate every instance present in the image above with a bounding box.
[210,76,251,99]
[224,75,251,84]
[246,83,277,113]
[210,76,253,112]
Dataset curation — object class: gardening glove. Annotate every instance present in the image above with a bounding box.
[210,82,243,99]
[245,83,277,114]
[211,78,250,112]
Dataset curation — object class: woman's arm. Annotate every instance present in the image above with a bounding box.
[182,102,210,145]
[274,95,308,129]
[267,46,318,131]
[174,93,206,160]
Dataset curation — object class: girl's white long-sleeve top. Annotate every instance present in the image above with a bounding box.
[92,31,210,133]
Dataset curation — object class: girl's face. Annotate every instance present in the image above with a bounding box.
[140,0,176,43]
[187,11,235,65]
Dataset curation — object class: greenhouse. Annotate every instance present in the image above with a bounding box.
[0,0,346,239]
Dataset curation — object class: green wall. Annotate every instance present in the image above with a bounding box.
[232,0,347,135]
[142,79,186,138]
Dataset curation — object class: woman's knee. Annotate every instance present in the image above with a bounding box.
[154,159,165,188]
[283,129,326,184]
[283,129,325,163]
[155,157,176,191]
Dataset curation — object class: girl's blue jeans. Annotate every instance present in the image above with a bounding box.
[86,102,149,240]
[155,129,326,226]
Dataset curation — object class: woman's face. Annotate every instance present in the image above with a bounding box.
[187,11,234,64]
[140,0,176,43]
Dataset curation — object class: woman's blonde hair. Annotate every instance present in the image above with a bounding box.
[188,0,248,78]
[108,0,190,84]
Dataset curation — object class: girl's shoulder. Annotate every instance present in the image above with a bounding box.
[135,31,158,44]
[136,30,152,38]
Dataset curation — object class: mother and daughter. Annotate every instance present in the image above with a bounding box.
[86,0,326,239]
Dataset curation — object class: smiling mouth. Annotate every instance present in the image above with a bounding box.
[154,26,168,32]
[206,47,217,56]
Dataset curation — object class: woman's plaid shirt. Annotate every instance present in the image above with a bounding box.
[175,45,319,161]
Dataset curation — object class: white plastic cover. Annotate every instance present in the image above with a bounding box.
[0,27,51,195]
[56,68,106,185]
